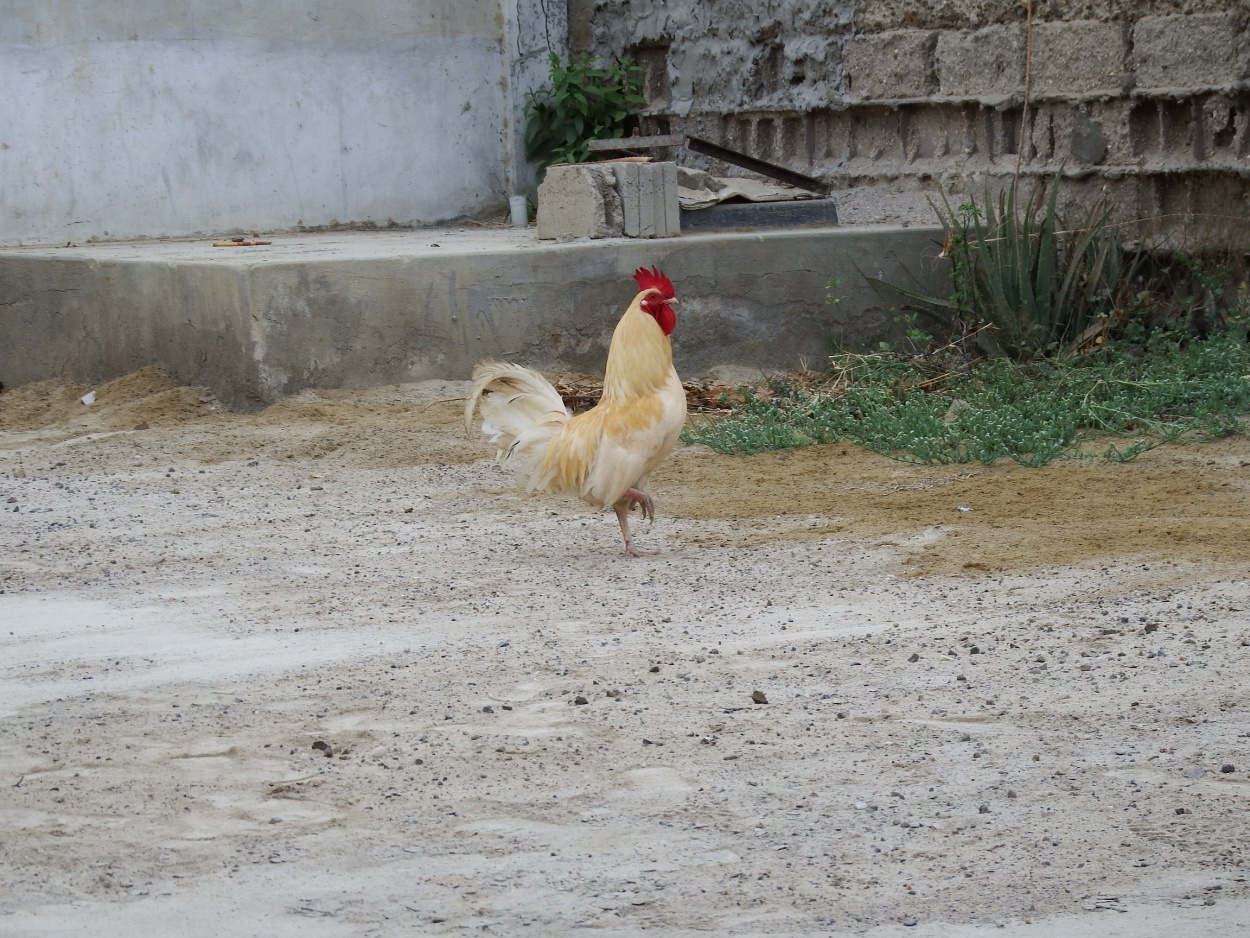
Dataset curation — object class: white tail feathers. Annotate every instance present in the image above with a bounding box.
[464,362,569,478]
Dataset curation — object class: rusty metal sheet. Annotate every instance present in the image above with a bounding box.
[684,136,829,197]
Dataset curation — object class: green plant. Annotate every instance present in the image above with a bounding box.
[890,176,1142,360]
[681,326,1250,466]
[825,277,843,308]
[523,53,645,175]
[1123,248,1248,338]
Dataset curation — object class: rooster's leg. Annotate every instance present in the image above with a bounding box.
[614,497,657,558]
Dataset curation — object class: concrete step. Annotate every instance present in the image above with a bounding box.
[0,225,944,409]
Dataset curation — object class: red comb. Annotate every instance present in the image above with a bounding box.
[632,266,675,299]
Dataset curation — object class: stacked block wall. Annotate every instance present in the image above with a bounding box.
[582,1,1250,247]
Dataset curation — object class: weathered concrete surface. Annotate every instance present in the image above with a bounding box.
[506,1,571,200]
[935,24,1026,99]
[1030,20,1129,98]
[1132,12,1249,91]
[0,1,542,245]
[844,29,937,100]
[0,225,945,409]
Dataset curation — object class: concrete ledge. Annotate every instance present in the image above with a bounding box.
[0,226,945,409]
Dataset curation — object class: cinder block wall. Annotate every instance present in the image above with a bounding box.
[582,1,1250,248]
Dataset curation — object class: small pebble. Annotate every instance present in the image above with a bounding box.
[751,690,768,705]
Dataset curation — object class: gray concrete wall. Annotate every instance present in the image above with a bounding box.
[0,227,945,408]
[0,1,525,246]
[583,0,1250,248]
[506,1,569,198]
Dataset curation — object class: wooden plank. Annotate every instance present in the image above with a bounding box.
[586,134,687,151]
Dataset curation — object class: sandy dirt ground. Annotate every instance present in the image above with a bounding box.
[1,368,1248,938]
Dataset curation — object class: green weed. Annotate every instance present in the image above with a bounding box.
[523,53,645,176]
[682,329,1250,466]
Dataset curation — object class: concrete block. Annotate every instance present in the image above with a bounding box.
[1033,100,1133,167]
[844,30,937,100]
[615,161,680,238]
[536,164,623,241]
[662,162,680,236]
[1133,13,1247,90]
[935,25,1025,99]
[537,161,678,241]
[1031,21,1127,97]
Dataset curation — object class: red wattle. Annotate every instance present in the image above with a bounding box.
[654,303,676,336]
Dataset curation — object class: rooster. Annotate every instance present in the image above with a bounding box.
[465,266,686,557]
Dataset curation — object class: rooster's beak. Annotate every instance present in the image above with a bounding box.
[666,298,679,306]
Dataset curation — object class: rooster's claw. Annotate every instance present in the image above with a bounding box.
[624,487,654,523]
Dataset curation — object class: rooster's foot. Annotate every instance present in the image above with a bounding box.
[625,544,659,558]
[615,494,659,558]
[624,487,654,523]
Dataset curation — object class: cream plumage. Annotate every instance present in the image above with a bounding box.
[465,267,686,556]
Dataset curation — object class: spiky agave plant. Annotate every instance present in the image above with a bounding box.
[886,176,1140,360]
